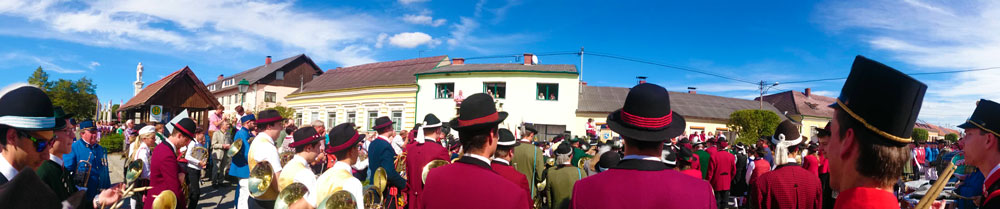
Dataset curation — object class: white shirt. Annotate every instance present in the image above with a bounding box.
[250,133,283,173]
[185,140,206,170]
[463,153,492,166]
[287,155,318,207]
[133,143,151,178]
[49,154,65,167]
[988,163,1000,181]
[623,154,664,163]
[493,158,510,165]
[331,161,364,209]
[0,153,18,181]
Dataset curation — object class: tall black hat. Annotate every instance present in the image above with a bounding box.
[958,99,1000,136]
[449,93,508,132]
[829,55,926,145]
[555,142,572,155]
[606,83,686,142]
[0,84,65,131]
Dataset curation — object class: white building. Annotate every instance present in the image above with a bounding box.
[415,54,580,141]
[205,54,324,115]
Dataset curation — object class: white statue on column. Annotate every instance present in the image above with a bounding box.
[134,62,144,96]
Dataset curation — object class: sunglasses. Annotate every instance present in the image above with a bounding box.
[17,131,54,153]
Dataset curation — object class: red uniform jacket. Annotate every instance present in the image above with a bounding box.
[749,159,771,186]
[818,155,829,174]
[708,149,736,191]
[682,169,703,179]
[982,170,1000,209]
[801,155,820,176]
[420,156,530,209]
[491,160,533,206]
[404,140,449,209]
[571,159,717,209]
[144,142,186,209]
[833,187,897,209]
[750,164,822,209]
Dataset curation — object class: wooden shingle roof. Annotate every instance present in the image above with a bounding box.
[121,66,221,110]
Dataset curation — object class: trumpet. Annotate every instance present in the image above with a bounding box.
[152,190,177,209]
[319,190,358,209]
[249,161,275,198]
[275,182,309,209]
[421,160,449,185]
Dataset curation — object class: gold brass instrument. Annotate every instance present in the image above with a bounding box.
[421,160,449,184]
[76,160,92,187]
[152,190,177,209]
[395,152,407,180]
[275,182,309,209]
[915,161,957,209]
[450,157,460,163]
[280,151,295,167]
[373,167,388,194]
[107,160,153,209]
[249,161,275,198]
[319,190,358,209]
[363,167,388,209]
[191,146,210,163]
[227,139,244,158]
[546,158,555,167]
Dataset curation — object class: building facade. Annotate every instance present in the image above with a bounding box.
[205,54,324,115]
[758,88,835,141]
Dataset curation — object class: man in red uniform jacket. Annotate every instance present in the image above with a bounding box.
[957,99,1000,208]
[708,140,736,209]
[404,114,450,209]
[824,56,926,209]
[571,83,716,209]
[491,129,532,205]
[420,93,530,209]
[144,118,195,209]
[751,120,822,209]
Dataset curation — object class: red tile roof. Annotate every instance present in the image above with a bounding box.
[121,66,221,110]
[297,56,448,93]
[758,90,836,118]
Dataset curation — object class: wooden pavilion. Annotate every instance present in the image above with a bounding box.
[119,66,221,128]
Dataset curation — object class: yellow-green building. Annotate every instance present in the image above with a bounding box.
[758,88,835,141]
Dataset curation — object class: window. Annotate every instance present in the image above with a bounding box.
[328,112,337,127]
[276,71,284,80]
[537,83,559,101]
[532,124,567,142]
[392,111,402,131]
[368,111,379,131]
[347,112,357,124]
[295,113,303,127]
[483,82,506,99]
[435,83,455,99]
[311,112,319,124]
[265,91,277,103]
[208,85,216,91]
[222,79,235,87]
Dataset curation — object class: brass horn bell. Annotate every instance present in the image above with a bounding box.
[421,160,449,185]
[319,190,358,209]
[275,182,309,209]
[249,161,275,198]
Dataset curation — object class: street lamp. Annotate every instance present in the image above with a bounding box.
[238,79,250,108]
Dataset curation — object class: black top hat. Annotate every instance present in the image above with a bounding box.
[171,118,197,139]
[449,93,508,132]
[0,85,65,131]
[829,56,927,145]
[53,106,74,120]
[256,110,284,125]
[958,99,1000,136]
[555,142,572,155]
[289,127,323,148]
[497,128,516,148]
[606,83,686,142]
[372,116,394,131]
[326,123,365,154]
[422,114,442,128]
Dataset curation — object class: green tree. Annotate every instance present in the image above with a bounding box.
[727,109,782,145]
[27,67,51,90]
[945,133,959,143]
[912,128,929,143]
[111,104,120,120]
[267,105,296,120]
[26,68,98,120]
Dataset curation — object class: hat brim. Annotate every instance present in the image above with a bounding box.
[171,123,194,139]
[17,118,67,131]
[606,109,686,142]
[448,112,509,132]
[289,136,324,148]
[957,121,974,129]
[325,134,364,154]
[373,122,395,130]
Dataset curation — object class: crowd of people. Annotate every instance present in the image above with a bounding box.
[3,55,1000,209]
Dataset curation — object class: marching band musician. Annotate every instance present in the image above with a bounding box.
[144,118,196,209]
[491,128,532,206]
[278,127,323,208]
[404,114,450,209]
[547,141,587,209]
[823,56,926,208]
[128,125,157,208]
[65,119,112,209]
[512,126,545,203]
[183,128,208,209]
[421,93,531,209]
[957,99,1000,208]
[750,120,822,209]
[571,83,716,209]
[36,107,79,201]
[316,123,365,209]
[247,110,286,209]
[230,114,256,209]
[367,116,406,209]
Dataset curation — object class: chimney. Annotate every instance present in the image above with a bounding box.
[453,58,465,65]
[580,81,587,86]
[266,56,272,65]
[217,74,224,81]
[805,88,811,97]
[637,76,647,84]
[687,87,697,94]
[523,53,534,65]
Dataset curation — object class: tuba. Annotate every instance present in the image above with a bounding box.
[152,190,177,209]
[275,182,309,209]
[249,161,275,198]
[421,160,449,185]
[319,190,358,209]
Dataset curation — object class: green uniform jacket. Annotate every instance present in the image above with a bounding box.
[694,150,711,180]
[512,142,545,200]
[546,165,586,209]
[36,159,78,200]
[571,147,592,167]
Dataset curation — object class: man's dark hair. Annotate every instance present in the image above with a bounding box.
[622,136,661,152]
[459,128,496,152]
[294,141,320,153]
[834,108,910,187]
[332,144,358,160]
[423,127,441,135]
[0,125,10,146]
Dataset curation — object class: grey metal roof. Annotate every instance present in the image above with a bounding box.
[205,54,322,92]
[578,85,786,121]
[416,63,577,75]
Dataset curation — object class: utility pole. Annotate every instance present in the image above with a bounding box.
[759,80,779,109]
[580,47,584,94]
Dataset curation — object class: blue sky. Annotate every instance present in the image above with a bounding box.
[0,0,997,128]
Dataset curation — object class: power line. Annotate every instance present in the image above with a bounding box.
[585,51,758,85]
[781,66,1000,84]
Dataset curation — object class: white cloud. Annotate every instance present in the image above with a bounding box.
[445,17,532,53]
[0,52,84,73]
[388,32,435,48]
[398,0,429,4]
[88,61,100,70]
[0,0,392,66]
[818,0,1000,126]
[375,33,389,48]
[402,14,446,27]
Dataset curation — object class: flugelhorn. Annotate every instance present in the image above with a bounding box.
[421,160,449,185]
[152,190,177,209]
[249,161,275,198]
[319,190,357,209]
[275,182,309,209]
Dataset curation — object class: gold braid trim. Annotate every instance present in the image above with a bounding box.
[836,99,913,143]
[967,120,1000,137]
